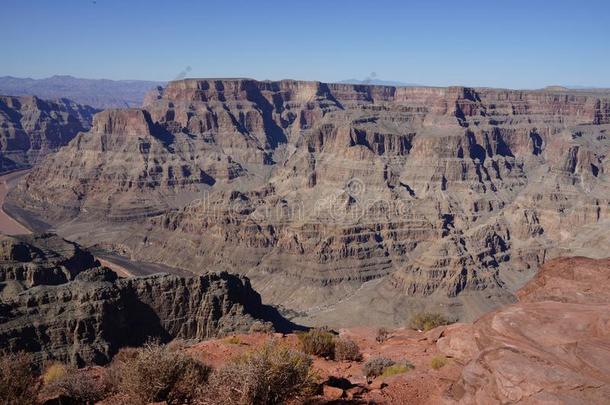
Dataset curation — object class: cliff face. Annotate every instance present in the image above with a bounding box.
[0,234,279,366]
[0,233,100,299]
[8,79,610,325]
[438,257,610,404]
[0,95,97,173]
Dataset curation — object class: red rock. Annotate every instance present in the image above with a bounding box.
[369,379,388,390]
[440,257,610,404]
[322,384,344,399]
[346,385,368,399]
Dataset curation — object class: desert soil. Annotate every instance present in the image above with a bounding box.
[188,327,460,404]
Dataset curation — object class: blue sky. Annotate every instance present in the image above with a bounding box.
[2,0,609,88]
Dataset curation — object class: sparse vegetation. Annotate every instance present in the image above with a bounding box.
[0,351,39,405]
[431,356,449,370]
[207,342,317,405]
[112,341,212,404]
[334,338,362,361]
[410,312,452,331]
[380,361,415,378]
[42,365,113,404]
[224,336,242,345]
[297,328,336,358]
[363,357,396,380]
[165,338,192,352]
[42,362,69,385]
[248,320,275,334]
[376,327,390,343]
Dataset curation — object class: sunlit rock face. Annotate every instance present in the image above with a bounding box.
[0,95,97,173]
[9,79,610,326]
[438,257,610,404]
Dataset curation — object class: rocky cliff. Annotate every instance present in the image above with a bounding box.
[8,79,610,325]
[0,233,100,299]
[0,234,282,366]
[0,95,97,173]
[438,256,610,404]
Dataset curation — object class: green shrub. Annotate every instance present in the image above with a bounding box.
[0,351,39,405]
[363,357,395,379]
[297,328,335,358]
[208,342,317,405]
[380,361,414,378]
[410,312,452,331]
[431,356,448,370]
[334,338,362,361]
[113,341,212,404]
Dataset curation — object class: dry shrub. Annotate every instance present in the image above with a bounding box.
[0,351,39,405]
[297,328,335,358]
[410,312,452,332]
[225,336,242,345]
[207,342,317,405]
[431,356,448,370]
[112,346,140,363]
[42,366,113,404]
[248,320,275,334]
[376,327,390,343]
[165,338,192,352]
[42,362,69,385]
[112,341,211,405]
[363,357,395,380]
[334,338,362,361]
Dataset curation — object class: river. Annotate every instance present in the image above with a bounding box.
[0,169,191,278]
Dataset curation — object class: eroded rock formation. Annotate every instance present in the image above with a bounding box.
[0,233,100,299]
[8,79,610,325]
[438,257,610,404]
[0,234,281,365]
[0,95,97,173]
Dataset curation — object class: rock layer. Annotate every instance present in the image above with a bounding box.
[8,79,610,325]
[0,234,282,366]
[0,233,100,299]
[438,257,610,404]
[0,95,97,173]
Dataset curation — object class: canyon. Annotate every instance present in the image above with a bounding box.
[4,79,610,327]
[0,95,96,174]
[0,233,283,366]
[183,256,610,404]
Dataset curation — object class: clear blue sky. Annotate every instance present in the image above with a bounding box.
[2,0,609,88]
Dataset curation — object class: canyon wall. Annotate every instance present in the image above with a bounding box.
[8,79,610,325]
[0,95,97,173]
[0,234,279,365]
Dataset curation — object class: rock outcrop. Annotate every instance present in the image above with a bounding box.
[0,234,283,366]
[438,257,610,404]
[0,233,100,299]
[8,79,610,325]
[0,95,97,173]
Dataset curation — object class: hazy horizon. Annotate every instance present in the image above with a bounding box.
[1,74,609,91]
[2,0,609,88]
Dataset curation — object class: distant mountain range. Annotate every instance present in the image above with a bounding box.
[0,75,165,109]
